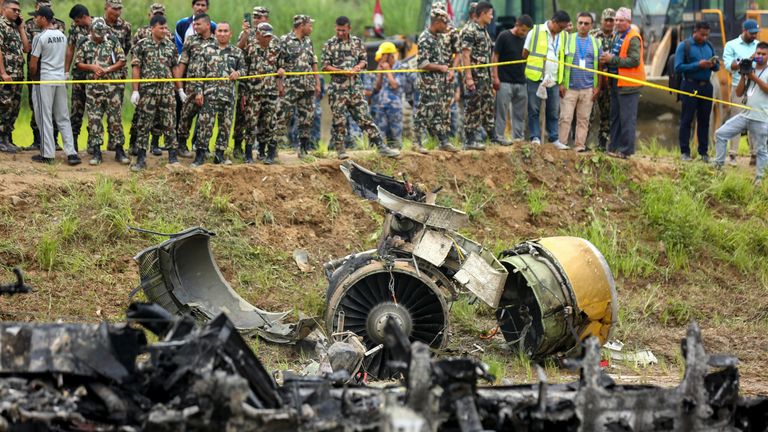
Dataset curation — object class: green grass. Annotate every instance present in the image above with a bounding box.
[526,188,548,217]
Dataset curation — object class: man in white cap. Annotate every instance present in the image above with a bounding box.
[599,6,644,158]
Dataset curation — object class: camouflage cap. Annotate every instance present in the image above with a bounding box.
[91,17,108,36]
[293,14,314,26]
[36,0,52,7]
[150,3,165,15]
[430,8,450,24]
[431,1,447,11]
[601,8,616,20]
[253,6,269,18]
[106,0,123,9]
[256,22,274,36]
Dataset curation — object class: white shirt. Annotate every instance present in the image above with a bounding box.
[31,28,67,83]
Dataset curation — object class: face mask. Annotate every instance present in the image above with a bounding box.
[756,56,765,64]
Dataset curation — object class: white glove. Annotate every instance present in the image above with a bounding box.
[177,88,188,103]
[130,91,140,106]
[64,72,70,80]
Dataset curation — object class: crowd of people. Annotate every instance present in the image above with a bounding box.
[0,0,765,181]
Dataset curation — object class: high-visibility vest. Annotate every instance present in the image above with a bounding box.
[617,28,645,87]
[562,33,599,89]
[524,24,565,83]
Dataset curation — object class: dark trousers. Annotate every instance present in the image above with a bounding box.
[679,80,713,156]
[608,80,639,156]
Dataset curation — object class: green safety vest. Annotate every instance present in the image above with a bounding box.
[562,33,600,89]
[524,24,566,83]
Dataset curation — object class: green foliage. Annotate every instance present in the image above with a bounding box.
[35,232,59,272]
[526,188,548,217]
[460,179,495,221]
[320,192,341,219]
[450,297,483,334]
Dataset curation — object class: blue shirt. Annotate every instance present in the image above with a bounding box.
[569,36,601,89]
[674,37,719,82]
[723,35,758,85]
[373,60,406,110]
[174,16,217,54]
[608,29,628,74]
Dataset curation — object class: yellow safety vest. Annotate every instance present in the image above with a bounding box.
[562,33,600,89]
[525,24,566,83]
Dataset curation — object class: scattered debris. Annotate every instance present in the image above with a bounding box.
[133,227,314,343]
[604,340,659,367]
[0,268,31,296]
[292,249,312,272]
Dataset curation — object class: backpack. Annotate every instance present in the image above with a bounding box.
[668,39,715,100]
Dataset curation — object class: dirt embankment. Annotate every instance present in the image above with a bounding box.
[1,146,766,394]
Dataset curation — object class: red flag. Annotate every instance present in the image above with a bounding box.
[446,0,454,20]
[373,0,384,37]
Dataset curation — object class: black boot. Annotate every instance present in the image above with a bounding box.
[213,149,231,165]
[257,142,266,161]
[115,146,130,164]
[128,132,138,156]
[168,148,179,164]
[89,146,102,165]
[72,134,79,153]
[297,138,308,158]
[244,144,254,164]
[265,147,277,165]
[191,148,206,167]
[0,133,18,153]
[6,132,21,152]
[27,130,41,151]
[150,135,162,156]
[131,149,147,172]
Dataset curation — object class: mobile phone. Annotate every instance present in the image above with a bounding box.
[15,16,22,26]
[243,13,251,25]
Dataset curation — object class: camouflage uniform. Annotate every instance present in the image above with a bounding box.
[193,43,245,152]
[95,15,131,150]
[131,36,178,151]
[590,26,613,150]
[25,14,65,143]
[400,54,419,141]
[460,20,495,143]
[177,33,217,147]
[244,37,282,158]
[67,23,90,143]
[276,30,317,148]
[0,15,25,141]
[372,61,407,148]
[74,34,126,151]
[321,34,384,153]
[415,27,452,143]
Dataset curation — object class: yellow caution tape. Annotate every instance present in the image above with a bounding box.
[1,58,748,110]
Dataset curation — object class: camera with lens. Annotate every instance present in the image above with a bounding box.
[739,58,754,75]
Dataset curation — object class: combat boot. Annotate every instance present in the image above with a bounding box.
[412,135,429,154]
[150,135,162,156]
[27,130,41,151]
[90,146,102,166]
[438,140,459,152]
[191,149,206,167]
[131,149,147,172]
[128,132,138,156]
[0,134,18,154]
[167,148,179,165]
[372,137,400,158]
[6,132,21,152]
[265,147,277,165]
[72,134,79,153]
[213,149,232,165]
[257,142,266,161]
[244,144,254,164]
[297,138,309,158]
[178,143,193,159]
[115,146,130,165]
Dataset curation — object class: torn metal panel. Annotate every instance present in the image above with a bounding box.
[341,160,426,202]
[133,227,311,344]
[377,187,469,231]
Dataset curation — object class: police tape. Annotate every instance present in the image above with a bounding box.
[0,58,750,111]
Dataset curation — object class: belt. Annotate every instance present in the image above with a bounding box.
[684,78,711,86]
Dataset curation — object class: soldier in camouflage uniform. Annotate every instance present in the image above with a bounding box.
[589,8,615,151]
[65,4,90,152]
[189,22,245,167]
[461,1,497,149]
[175,13,216,158]
[322,16,399,159]
[0,0,29,153]
[415,8,458,152]
[25,0,64,150]
[128,3,169,157]
[74,18,127,165]
[130,14,180,171]
[244,22,282,164]
[233,6,269,159]
[276,15,322,157]
[95,0,130,152]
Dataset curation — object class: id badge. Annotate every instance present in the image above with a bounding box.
[578,59,586,69]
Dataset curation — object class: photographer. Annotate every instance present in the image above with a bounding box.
[723,20,759,165]
[675,21,719,162]
[713,41,768,185]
